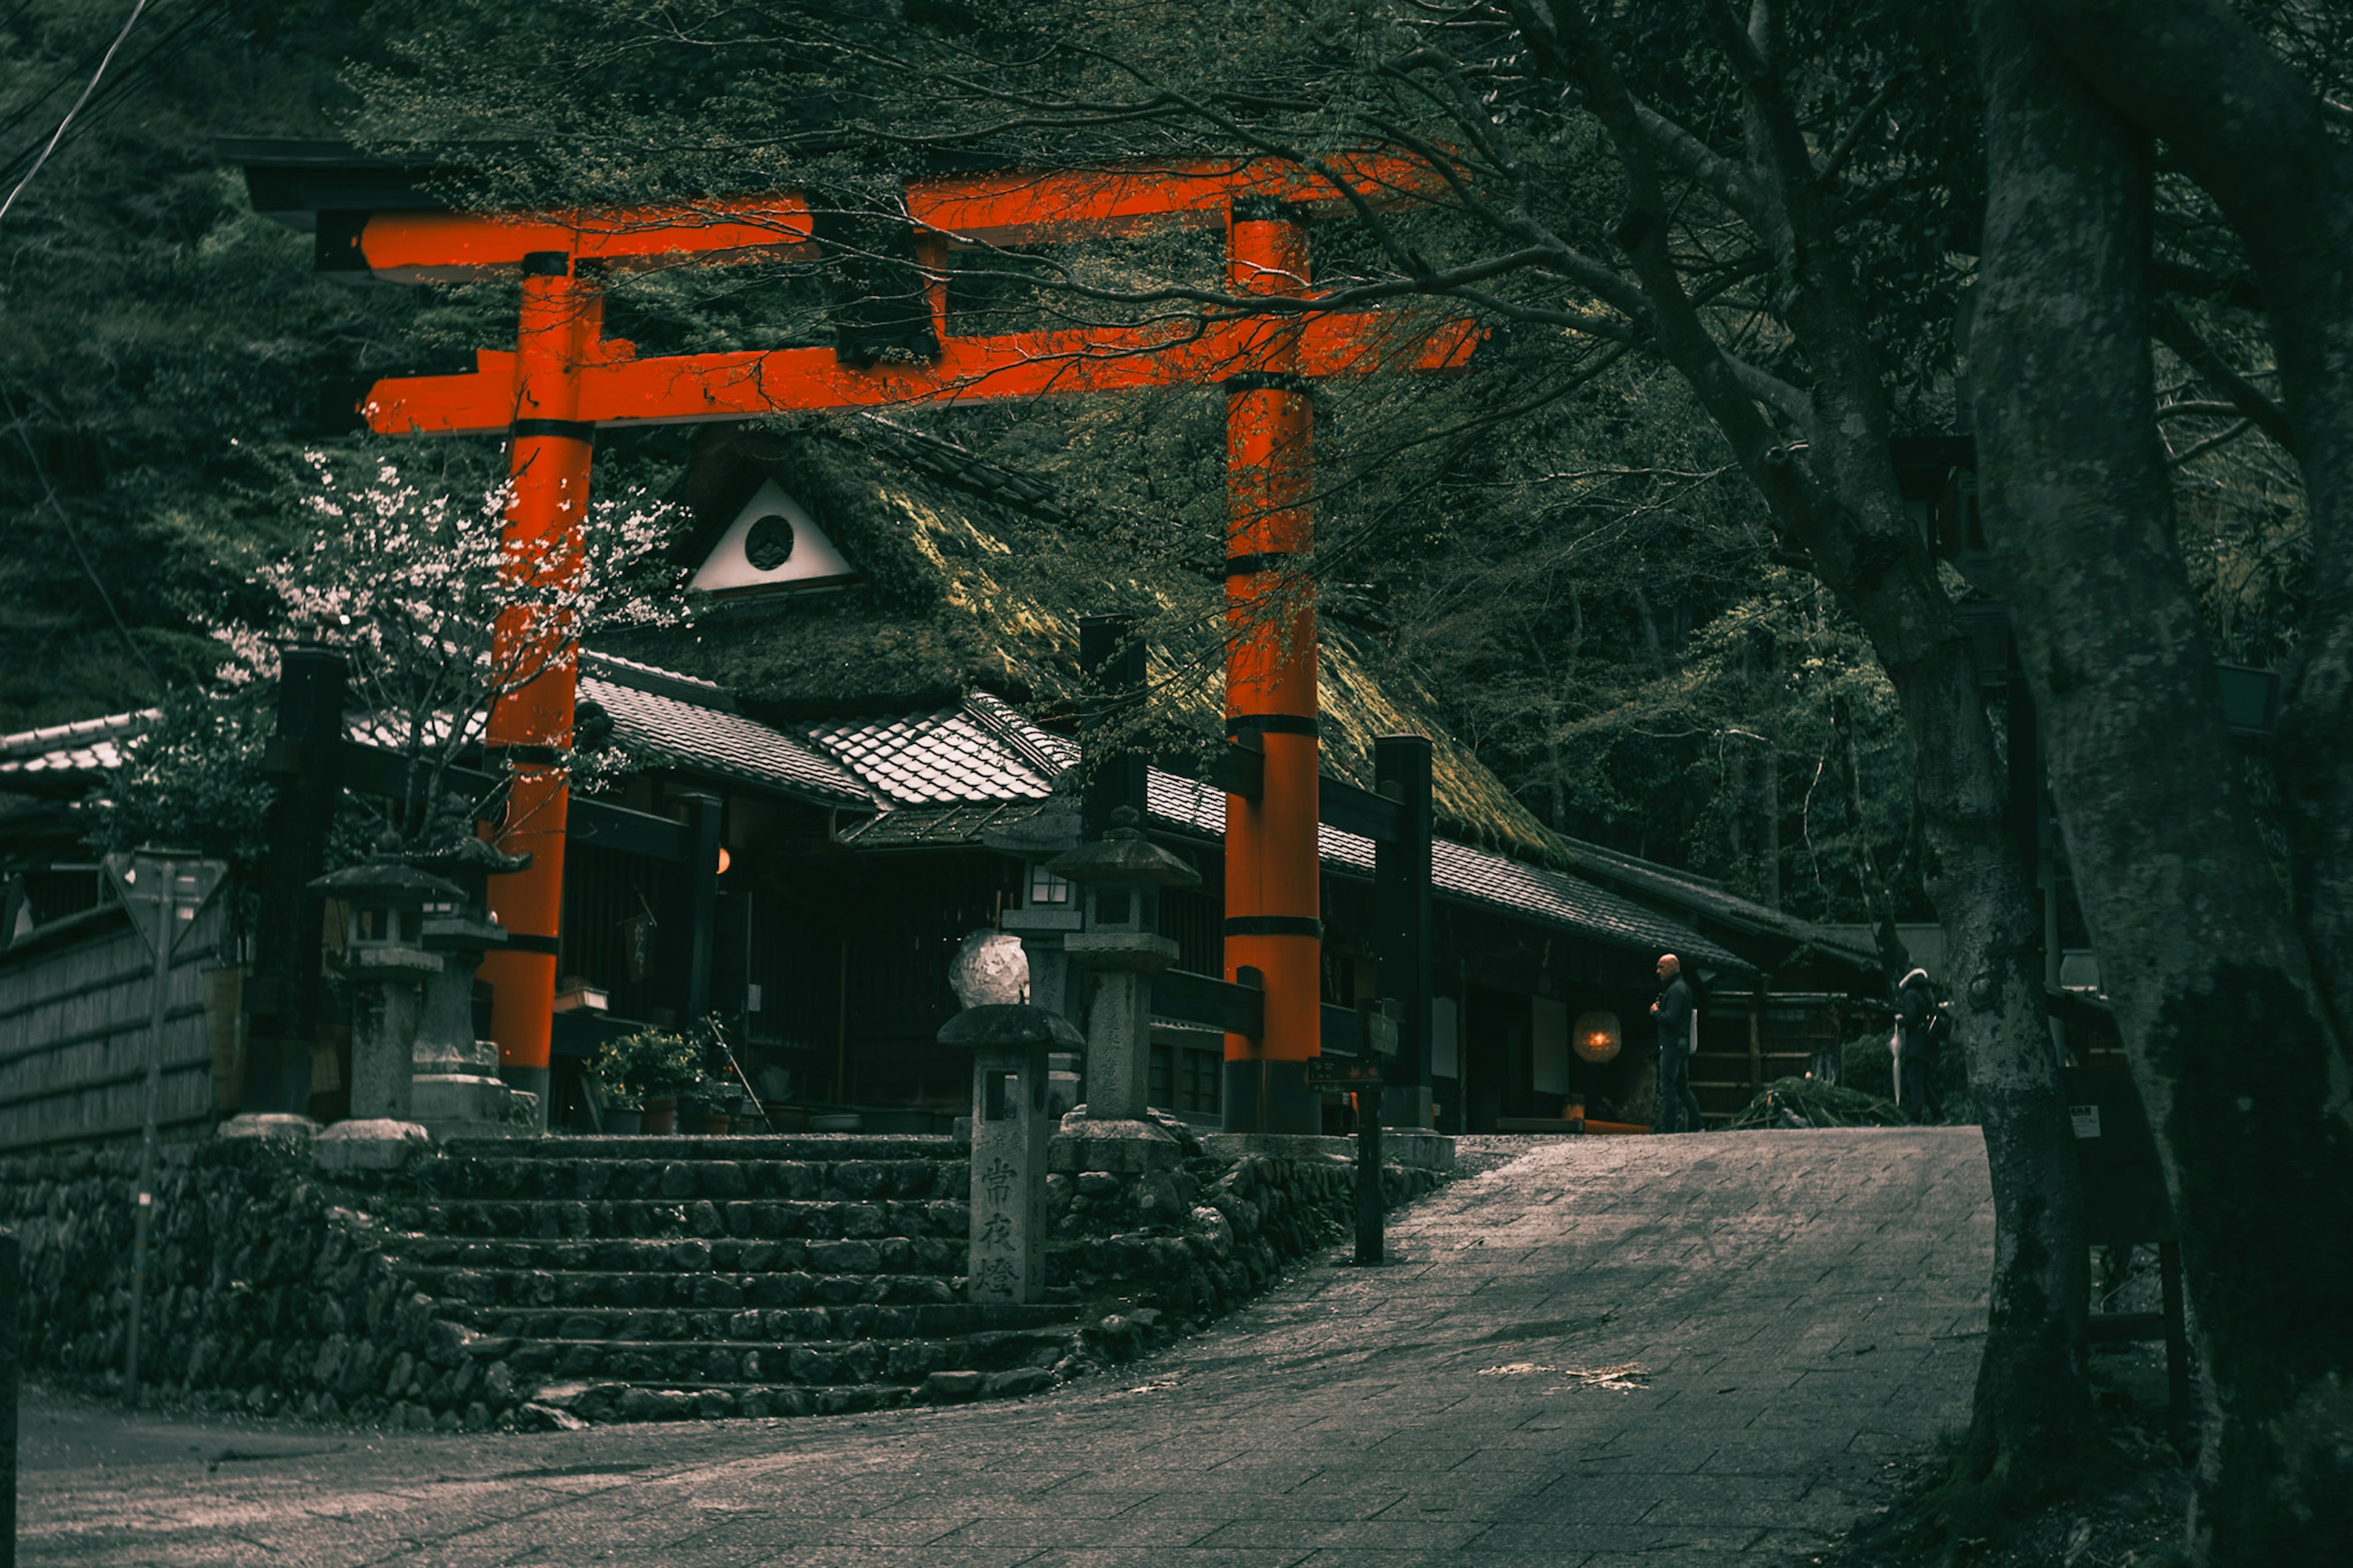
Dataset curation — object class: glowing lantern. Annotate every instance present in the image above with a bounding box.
[1573,1009,1623,1064]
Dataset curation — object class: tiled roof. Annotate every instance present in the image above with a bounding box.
[798,704,1058,806]
[580,671,868,807]
[0,708,157,787]
[1144,767,1748,971]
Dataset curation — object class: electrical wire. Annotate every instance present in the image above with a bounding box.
[0,0,152,228]
[0,0,230,192]
[1,383,159,687]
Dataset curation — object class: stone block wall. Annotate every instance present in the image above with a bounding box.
[1045,1151,1447,1336]
[0,1138,393,1418]
[0,1134,1449,1429]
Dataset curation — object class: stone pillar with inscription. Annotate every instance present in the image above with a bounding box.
[942,930,1083,1306]
[939,1002,1083,1305]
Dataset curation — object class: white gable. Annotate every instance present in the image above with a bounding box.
[688,478,856,596]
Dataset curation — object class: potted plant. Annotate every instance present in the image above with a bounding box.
[589,1028,701,1135]
[594,1075,643,1135]
[682,1072,733,1135]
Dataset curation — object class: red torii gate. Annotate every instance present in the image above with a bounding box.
[343,157,1476,1134]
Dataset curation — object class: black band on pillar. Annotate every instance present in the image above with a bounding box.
[521,250,572,276]
[512,418,598,443]
[1232,195,1308,224]
[1222,371,1316,396]
[1227,713,1319,740]
[1223,914,1324,939]
[1224,552,1298,578]
[502,932,563,955]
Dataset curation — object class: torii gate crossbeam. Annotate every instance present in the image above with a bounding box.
[330,154,1476,1134]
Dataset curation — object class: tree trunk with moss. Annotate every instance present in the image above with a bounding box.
[1970,3,2353,1557]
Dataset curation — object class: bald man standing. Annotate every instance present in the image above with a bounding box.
[1651,954,1704,1135]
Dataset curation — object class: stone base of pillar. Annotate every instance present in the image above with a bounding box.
[1050,1116,1185,1174]
[496,1064,551,1130]
[1199,1131,1354,1164]
[413,1074,540,1138]
[216,1112,321,1144]
[1368,1129,1455,1172]
[313,1118,431,1172]
[409,1037,542,1136]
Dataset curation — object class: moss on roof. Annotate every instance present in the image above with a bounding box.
[601,415,1561,862]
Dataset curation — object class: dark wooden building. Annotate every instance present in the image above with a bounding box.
[1,417,1885,1137]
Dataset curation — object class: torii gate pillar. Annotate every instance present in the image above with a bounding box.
[476,249,597,1123]
[1221,199,1321,1134]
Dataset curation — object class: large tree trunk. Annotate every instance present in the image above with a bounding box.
[1502,2,2097,1522]
[2020,0,2353,1059]
[1888,642,2096,1524]
[1969,4,2353,1558]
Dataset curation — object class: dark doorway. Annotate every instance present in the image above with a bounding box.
[1464,985,1526,1132]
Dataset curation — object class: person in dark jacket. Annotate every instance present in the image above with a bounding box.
[1651,954,1705,1134]
[1894,966,1946,1123]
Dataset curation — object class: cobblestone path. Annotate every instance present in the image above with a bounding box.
[20,1127,1993,1568]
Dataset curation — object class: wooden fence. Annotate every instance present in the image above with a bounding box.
[0,895,236,1153]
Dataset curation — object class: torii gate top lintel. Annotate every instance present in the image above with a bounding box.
[324,153,1446,282]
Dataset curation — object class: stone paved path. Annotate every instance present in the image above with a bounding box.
[20,1128,1993,1568]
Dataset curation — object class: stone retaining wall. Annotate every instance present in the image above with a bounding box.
[1,1133,1448,1428]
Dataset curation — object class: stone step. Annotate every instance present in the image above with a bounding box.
[428,1292,1070,1343]
[382,1197,969,1241]
[439,1134,963,1164]
[506,1326,1080,1386]
[537,1366,1061,1425]
[431,1270,961,1316]
[409,1154,969,1202]
[380,1235,963,1276]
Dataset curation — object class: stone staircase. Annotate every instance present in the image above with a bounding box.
[371,1135,1082,1424]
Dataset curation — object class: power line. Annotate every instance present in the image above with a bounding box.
[1,384,161,689]
[0,0,153,228]
[0,1,229,192]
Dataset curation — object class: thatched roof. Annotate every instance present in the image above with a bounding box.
[598,415,1562,861]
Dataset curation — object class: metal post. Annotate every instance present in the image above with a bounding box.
[124,858,172,1406]
[3,1231,19,1568]
[1374,736,1433,1129]
[1354,1091,1383,1265]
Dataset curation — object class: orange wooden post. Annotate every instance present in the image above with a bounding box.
[1221,198,1322,1134]
[477,249,597,1121]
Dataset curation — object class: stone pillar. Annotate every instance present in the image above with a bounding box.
[939,1004,1083,1305]
[1067,932,1175,1120]
[308,860,453,1173]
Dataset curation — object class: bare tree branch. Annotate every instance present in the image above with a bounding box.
[2150,298,2297,453]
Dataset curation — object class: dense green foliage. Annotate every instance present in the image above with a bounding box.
[0,0,2312,927]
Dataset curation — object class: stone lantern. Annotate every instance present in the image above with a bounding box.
[1045,806,1199,1172]
[408,836,541,1137]
[307,854,457,1171]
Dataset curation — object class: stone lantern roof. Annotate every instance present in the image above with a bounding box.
[1044,807,1200,890]
[306,860,462,907]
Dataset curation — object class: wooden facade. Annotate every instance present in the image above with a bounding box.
[0,896,235,1153]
